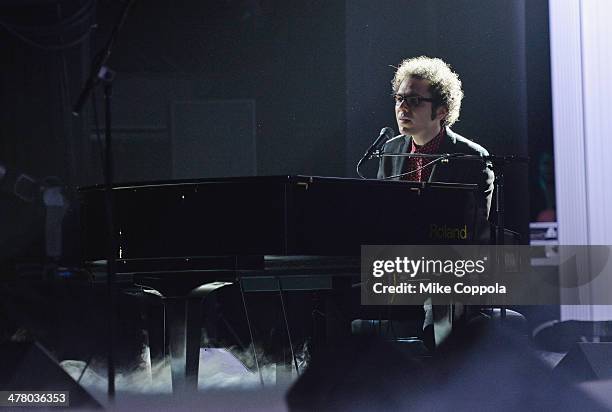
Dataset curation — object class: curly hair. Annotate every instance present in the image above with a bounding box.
[391,56,463,127]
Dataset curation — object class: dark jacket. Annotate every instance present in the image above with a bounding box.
[377,127,494,220]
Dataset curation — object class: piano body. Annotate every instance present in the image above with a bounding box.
[80,175,481,260]
[78,175,483,391]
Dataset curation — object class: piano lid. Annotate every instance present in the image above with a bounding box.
[79,176,481,262]
[78,175,476,192]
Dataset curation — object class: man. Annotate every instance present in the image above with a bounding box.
[377,56,494,347]
[378,56,494,220]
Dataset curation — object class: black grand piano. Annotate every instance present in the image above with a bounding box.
[78,176,485,391]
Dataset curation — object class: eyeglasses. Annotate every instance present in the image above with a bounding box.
[392,94,436,107]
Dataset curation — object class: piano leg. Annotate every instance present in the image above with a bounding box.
[142,294,166,362]
[324,279,355,342]
[165,297,202,393]
[138,280,233,393]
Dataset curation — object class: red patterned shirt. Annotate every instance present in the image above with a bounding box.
[404,128,445,182]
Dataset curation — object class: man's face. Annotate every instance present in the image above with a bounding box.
[394,77,446,140]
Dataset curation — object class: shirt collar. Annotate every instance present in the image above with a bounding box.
[410,127,445,154]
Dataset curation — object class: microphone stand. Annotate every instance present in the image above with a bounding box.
[71,0,136,401]
[482,155,528,320]
[356,128,394,179]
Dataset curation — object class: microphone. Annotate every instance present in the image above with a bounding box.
[356,127,395,178]
[363,127,394,160]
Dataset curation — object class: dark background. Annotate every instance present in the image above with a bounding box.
[0,0,554,258]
